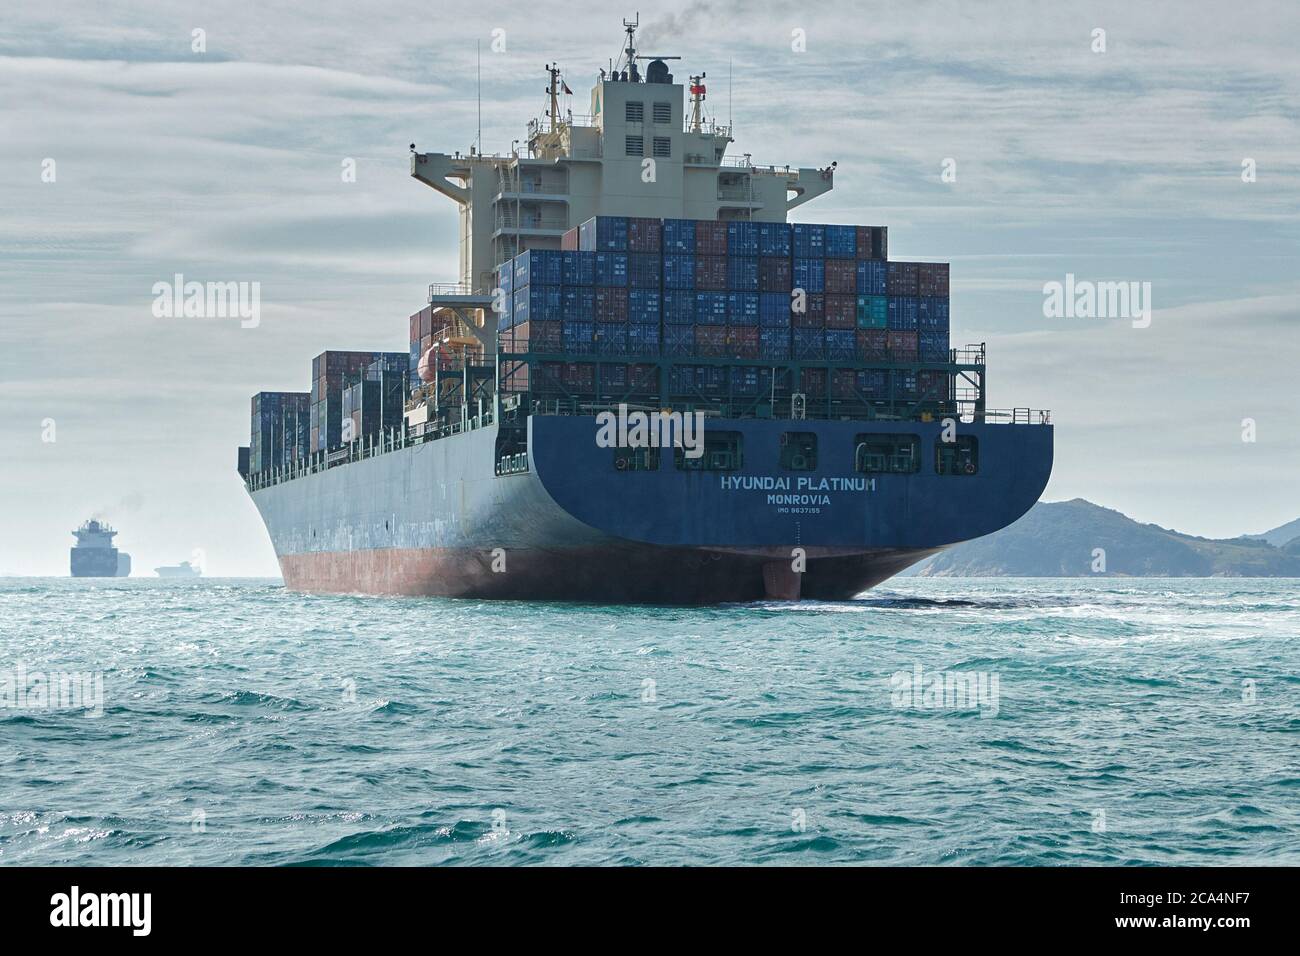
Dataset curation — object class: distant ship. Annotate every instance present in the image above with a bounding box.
[71,519,131,577]
[155,561,202,578]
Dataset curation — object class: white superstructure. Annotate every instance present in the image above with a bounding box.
[410,20,834,346]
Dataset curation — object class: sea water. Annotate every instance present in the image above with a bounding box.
[0,577,1295,866]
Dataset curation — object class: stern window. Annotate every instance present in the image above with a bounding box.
[935,436,979,476]
[780,432,818,471]
[675,431,742,471]
[855,434,921,474]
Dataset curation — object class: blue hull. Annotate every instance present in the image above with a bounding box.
[249,416,1052,602]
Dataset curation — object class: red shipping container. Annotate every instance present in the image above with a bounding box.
[855,225,888,260]
[758,256,792,291]
[561,362,596,391]
[824,294,856,329]
[561,227,580,251]
[800,368,827,396]
[856,329,889,361]
[888,330,919,362]
[696,220,728,256]
[629,363,658,391]
[887,261,921,296]
[627,217,662,253]
[825,259,856,294]
[918,262,950,296]
[729,326,760,358]
[918,369,950,400]
[695,326,728,356]
[831,368,858,398]
[595,287,628,322]
[695,255,728,290]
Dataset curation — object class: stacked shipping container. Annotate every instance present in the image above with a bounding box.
[497,216,952,408]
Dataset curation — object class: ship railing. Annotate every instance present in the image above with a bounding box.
[965,408,1052,425]
[245,409,503,491]
[495,213,569,231]
[427,281,475,299]
[495,179,569,196]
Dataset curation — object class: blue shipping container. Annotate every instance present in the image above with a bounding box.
[628,252,662,289]
[793,328,826,360]
[792,223,825,258]
[758,222,792,257]
[727,292,760,326]
[662,219,697,254]
[857,259,887,296]
[824,224,857,258]
[695,292,729,325]
[726,256,759,291]
[562,251,596,286]
[662,289,696,325]
[826,329,856,361]
[727,221,759,257]
[759,327,791,359]
[562,287,595,321]
[919,331,950,361]
[793,258,826,293]
[594,252,628,287]
[628,289,661,323]
[919,296,950,331]
[887,296,920,331]
[663,253,696,290]
[595,323,628,356]
[759,292,792,328]
[663,325,695,356]
[563,320,595,351]
[579,216,628,252]
[627,322,661,355]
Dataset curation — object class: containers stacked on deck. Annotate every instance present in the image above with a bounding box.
[250,391,309,475]
[309,351,407,453]
[341,354,407,444]
[496,215,953,408]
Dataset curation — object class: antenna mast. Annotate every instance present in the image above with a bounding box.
[546,63,561,133]
[688,73,707,132]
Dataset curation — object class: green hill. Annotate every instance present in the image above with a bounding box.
[916,499,1300,577]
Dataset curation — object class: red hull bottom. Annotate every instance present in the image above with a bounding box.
[278,544,939,604]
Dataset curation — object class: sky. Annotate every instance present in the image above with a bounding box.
[1,0,1297,575]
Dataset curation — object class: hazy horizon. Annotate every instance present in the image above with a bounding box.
[3,0,1298,575]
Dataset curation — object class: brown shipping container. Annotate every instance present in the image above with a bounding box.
[824,259,856,294]
[695,326,728,356]
[856,329,889,361]
[729,326,760,358]
[888,330,919,362]
[561,227,580,251]
[887,261,920,296]
[825,294,857,329]
[695,255,728,290]
[695,220,728,256]
[918,262,950,297]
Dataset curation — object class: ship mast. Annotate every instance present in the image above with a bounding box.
[545,63,561,133]
[688,73,707,132]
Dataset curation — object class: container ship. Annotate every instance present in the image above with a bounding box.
[71,519,131,577]
[239,21,1053,602]
[155,561,202,578]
